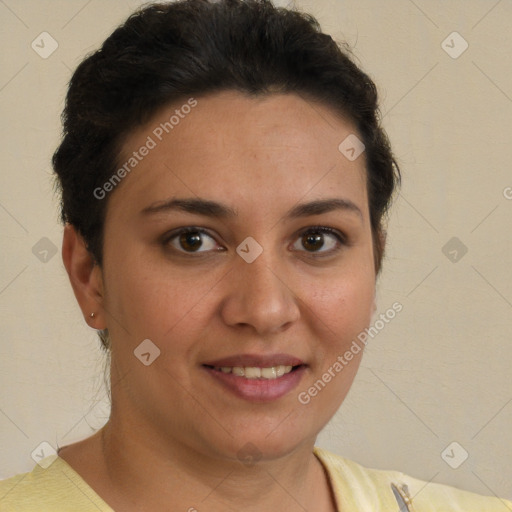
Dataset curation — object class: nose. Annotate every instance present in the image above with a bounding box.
[219,248,300,336]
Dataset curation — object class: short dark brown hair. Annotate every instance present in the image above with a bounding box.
[53,0,400,347]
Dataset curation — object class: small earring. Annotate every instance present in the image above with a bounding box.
[90,312,96,318]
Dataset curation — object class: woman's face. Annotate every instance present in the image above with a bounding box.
[100,90,376,461]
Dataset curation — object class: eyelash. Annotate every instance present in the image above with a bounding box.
[162,225,347,258]
[295,226,347,256]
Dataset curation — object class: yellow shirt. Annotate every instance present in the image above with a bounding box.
[1,447,510,511]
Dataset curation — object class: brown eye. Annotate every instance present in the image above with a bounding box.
[166,228,220,254]
[178,231,203,252]
[292,227,345,255]
[302,232,325,251]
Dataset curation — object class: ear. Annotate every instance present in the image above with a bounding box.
[62,223,106,329]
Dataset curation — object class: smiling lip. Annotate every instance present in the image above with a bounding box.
[202,353,307,403]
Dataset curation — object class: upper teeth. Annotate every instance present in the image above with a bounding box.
[216,365,293,379]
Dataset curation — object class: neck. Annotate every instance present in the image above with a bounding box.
[91,416,334,511]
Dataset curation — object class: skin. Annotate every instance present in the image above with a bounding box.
[60,90,381,511]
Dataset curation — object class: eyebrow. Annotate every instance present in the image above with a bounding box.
[140,197,363,222]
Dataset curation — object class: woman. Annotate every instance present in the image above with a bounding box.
[1,1,510,510]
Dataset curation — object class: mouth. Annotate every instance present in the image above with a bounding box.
[203,364,304,379]
[201,354,307,402]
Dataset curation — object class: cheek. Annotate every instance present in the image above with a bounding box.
[292,280,373,428]
[297,272,374,416]
[307,268,375,345]
[102,248,222,349]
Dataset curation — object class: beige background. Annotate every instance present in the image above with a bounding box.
[1,0,511,502]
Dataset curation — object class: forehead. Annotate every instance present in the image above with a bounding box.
[108,91,368,222]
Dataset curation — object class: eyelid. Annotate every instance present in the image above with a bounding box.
[292,225,347,256]
[296,225,347,243]
[162,226,223,255]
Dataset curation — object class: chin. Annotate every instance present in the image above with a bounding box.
[202,417,318,465]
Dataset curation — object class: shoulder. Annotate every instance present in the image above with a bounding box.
[0,456,112,512]
[314,446,512,512]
